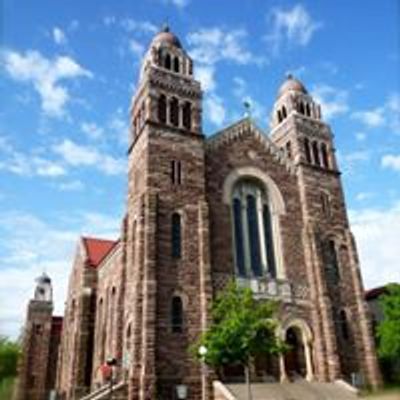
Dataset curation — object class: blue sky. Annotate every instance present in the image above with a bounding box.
[0,0,399,339]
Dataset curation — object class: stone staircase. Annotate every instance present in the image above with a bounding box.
[78,381,128,400]
[214,380,359,400]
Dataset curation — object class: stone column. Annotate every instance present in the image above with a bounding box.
[346,230,382,388]
[304,340,314,381]
[279,354,288,382]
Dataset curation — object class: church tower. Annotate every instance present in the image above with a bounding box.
[15,274,54,400]
[271,75,381,386]
[124,26,212,400]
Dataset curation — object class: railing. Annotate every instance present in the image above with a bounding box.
[236,277,309,302]
[78,381,127,400]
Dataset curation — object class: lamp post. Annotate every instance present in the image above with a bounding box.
[198,346,208,400]
[176,384,188,399]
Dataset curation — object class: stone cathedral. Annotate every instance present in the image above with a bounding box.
[16,27,382,400]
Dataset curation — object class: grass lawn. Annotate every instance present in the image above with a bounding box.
[0,377,15,400]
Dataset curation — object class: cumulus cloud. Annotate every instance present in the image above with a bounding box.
[187,27,265,66]
[53,139,126,175]
[52,27,67,45]
[381,154,400,172]
[352,93,400,134]
[195,65,216,92]
[350,201,400,289]
[204,94,226,127]
[0,210,120,338]
[1,50,92,117]
[57,180,85,192]
[81,122,104,140]
[129,38,145,59]
[0,136,66,177]
[311,84,349,120]
[265,4,322,54]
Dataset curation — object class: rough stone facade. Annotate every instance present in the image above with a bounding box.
[18,26,381,400]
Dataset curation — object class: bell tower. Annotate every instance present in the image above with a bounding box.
[124,26,212,400]
[15,274,54,400]
[270,75,381,386]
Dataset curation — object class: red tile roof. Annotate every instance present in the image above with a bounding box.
[82,237,118,268]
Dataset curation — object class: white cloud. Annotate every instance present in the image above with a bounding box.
[2,50,92,117]
[352,108,385,128]
[232,77,263,120]
[311,84,349,120]
[53,139,126,175]
[0,136,67,178]
[355,132,366,141]
[129,38,145,59]
[265,4,322,54]
[339,150,370,176]
[195,65,216,92]
[119,18,157,34]
[52,27,67,45]
[81,122,104,140]
[168,0,190,8]
[187,27,264,66]
[381,154,400,172]
[0,210,120,338]
[204,94,226,126]
[351,93,400,134]
[58,180,85,192]
[350,201,400,289]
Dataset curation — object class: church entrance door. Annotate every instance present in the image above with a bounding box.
[284,327,307,380]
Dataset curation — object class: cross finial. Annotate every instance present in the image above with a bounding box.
[243,100,252,118]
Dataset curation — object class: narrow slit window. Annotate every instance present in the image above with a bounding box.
[171,296,183,333]
[171,213,182,258]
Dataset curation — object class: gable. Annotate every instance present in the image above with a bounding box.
[206,117,296,176]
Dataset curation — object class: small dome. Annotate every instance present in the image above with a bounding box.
[151,25,182,49]
[36,272,51,284]
[278,74,308,98]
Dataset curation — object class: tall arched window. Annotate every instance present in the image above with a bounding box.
[232,180,277,278]
[171,296,183,333]
[312,141,320,166]
[182,101,191,130]
[324,240,340,284]
[171,213,182,258]
[321,143,329,169]
[282,106,287,119]
[339,310,349,340]
[164,53,171,70]
[306,103,311,117]
[304,138,312,163]
[158,94,167,124]
[173,56,180,73]
[299,102,305,115]
[170,97,179,127]
[277,110,282,123]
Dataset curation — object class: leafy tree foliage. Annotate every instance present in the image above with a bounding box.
[377,283,400,360]
[193,281,286,369]
[0,336,20,382]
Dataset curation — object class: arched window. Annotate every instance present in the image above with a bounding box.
[304,138,312,163]
[173,56,180,73]
[171,213,182,258]
[126,323,131,351]
[286,141,292,159]
[158,94,167,124]
[282,106,287,119]
[339,310,349,340]
[182,101,192,130]
[306,103,311,117]
[320,192,331,217]
[321,143,329,169]
[312,141,320,166]
[164,53,171,70]
[170,97,179,127]
[277,110,282,123]
[188,60,193,75]
[324,240,340,284]
[299,102,305,115]
[232,180,277,278]
[171,296,183,333]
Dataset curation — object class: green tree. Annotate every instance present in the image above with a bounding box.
[193,282,287,400]
[377,284,400,362]
[0,336,20,382]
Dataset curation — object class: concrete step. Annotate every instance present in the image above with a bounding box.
[217,380,358,400]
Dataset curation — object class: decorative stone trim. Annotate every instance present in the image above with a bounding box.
[206,118,297,175]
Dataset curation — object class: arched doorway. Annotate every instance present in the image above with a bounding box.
[280,319,314,382]
[285,327,306,379]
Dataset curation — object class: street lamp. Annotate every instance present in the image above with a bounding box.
[198,345,208,359]
[176,384,188,399]
[198,346,208,399]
